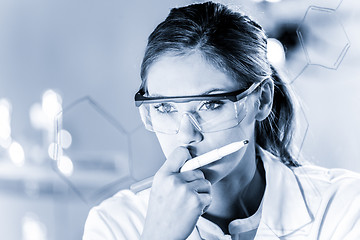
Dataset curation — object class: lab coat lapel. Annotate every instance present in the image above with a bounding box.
[258,148,313,238]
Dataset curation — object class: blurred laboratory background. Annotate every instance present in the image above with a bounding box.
[0,0,360,239]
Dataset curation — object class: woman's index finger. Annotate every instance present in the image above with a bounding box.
[160,146,192,173]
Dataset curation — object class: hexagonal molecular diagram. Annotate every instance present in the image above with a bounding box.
[53,97,134,204]
[293,104,309,162]
[310,0,344,10]
[297,6,350,69]
[129,127,164,181]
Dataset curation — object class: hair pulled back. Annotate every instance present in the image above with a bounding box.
[140,1,299,166]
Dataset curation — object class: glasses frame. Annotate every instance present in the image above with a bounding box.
[134,78,267,107]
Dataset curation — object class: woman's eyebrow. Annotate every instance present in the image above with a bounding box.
[203,88,228,95]
[148,88,229,97]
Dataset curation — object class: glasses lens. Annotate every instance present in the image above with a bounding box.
[139,102,180,134]
[198,99,247,132]
[139,98,247,134]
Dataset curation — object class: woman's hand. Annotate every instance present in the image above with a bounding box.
[141,147,212,240]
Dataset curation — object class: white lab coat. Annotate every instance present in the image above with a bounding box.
[83,147,360,239]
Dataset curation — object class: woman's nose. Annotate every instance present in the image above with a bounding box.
[177,113,203,145]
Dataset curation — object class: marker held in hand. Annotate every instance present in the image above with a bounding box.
[180,140,249,172]
[130,140,249,192]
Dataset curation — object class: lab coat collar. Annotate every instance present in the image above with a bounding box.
[195,147,317,239]
[258,147,314,237]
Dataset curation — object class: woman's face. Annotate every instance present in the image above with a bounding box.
[146,52,259,184]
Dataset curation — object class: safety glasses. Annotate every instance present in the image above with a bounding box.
[134,80,264,134]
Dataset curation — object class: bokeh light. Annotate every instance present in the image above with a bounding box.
[57,155,74,176]
[29,89,63,132]
[0,98,12,148]
[22,213,47,240]
[9,141,25,167]
[29,103,47,130]
[48,142,58,160]
[58,129,72,149]
[267,38,286,67]
[42,90,62,121]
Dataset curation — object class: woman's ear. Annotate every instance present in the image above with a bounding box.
[255,79,274,121]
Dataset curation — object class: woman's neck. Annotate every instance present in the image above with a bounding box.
[203,152,266,233]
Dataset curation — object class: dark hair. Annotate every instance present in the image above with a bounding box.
[140,1,299,166]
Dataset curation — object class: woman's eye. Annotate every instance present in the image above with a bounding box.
[153,103,176,113]
[199,101,224,111]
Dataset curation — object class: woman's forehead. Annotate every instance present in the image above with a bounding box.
[146,53,240,97]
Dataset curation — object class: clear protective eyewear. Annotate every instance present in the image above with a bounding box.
[134,80,264,134]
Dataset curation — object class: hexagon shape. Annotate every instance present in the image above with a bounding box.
[309,0,343,10]
[54,96,134,204]
[129,126,164,181]
[297,6,350,69]
[293,103,309,162]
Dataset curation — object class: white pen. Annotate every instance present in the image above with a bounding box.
[130,140,249,193]
[180,140,249,172]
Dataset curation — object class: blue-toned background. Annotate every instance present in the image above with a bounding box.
[1,0,359,239]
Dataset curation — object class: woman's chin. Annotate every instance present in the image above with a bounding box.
[200,164,227,184]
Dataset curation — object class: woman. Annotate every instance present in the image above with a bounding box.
[83,2,360,239]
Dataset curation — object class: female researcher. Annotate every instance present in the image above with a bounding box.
[83,2,360,239]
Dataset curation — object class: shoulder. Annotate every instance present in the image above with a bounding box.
[83,188,151,240]
[293,164,360,238]
[259,146,360,197]
[293,163,360,196]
